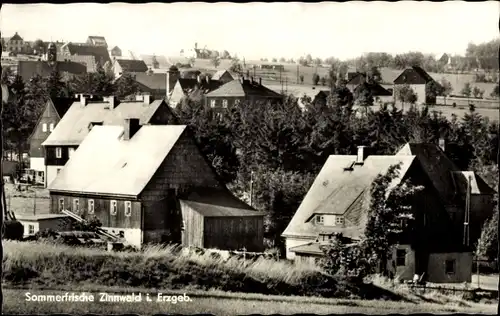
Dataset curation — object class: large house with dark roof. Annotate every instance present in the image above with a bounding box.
[112,59,149,77]
[5,32,25,53]
[283,143,495,283]
[41,94,179,187]
[47,123,265,250]
[169,76,224,108]
[28,97,77,185]
[211,70,234,84]
[60,43,111,67]
[114,72,167,100]
[393,66,438,105]
[204,77,283,110]
[57,54,98,72]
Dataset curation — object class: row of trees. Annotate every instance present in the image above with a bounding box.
[174,81,498,254]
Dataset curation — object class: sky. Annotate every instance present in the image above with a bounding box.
[1,2,499,61]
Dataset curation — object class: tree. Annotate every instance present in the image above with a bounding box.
[461,82,472,101]
[314,58,322,67]
[221,50,231,59]
[90,65,115,96]
[211,55,221,68]
[229,61,243,74]
[312,73,320,86]
[425,80,444,105]
[115,72,139,98]
[299,75,304,84]
[320,76,326,86]
[1,66,14,84]
[491,84,500,99]
[305,54,313,65]
[366,66,382,83]
[355,83,374,115]
[472,86,484,99]
[394,84,417,111]
[46,69,69,99]
[440,77,453,104]
[33,39,46,55]
[272,58,277,62]
[362,163,423,275]
[279,57,286,63]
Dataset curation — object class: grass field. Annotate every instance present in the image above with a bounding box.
[3,286,495,315]
[4,184,51,216]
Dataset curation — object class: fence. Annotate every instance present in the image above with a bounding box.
[409,283,498,300]
[436,96,499,109]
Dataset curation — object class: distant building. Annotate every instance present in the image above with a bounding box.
[16,214,71,238]
[28,97,77,185]
[110,46,122,57]
[56,54,98,72]
[114,72,167,100]
[205,77,283,111]
[41,94,179,187]
[112,59,149,77]
[169,76,224,108]
[211,70,234,84]
[140,54,169,69]
[5,32,24,53]
[60,42,111,67]
[47,123,264,250]
[86,36,108,48]
[393,66,438,105]
[17,42,87,81]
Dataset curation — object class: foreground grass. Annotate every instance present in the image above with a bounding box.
[3,240,396,300]
[2,287,495,315]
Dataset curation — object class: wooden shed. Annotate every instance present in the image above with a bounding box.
[180,199,265,252]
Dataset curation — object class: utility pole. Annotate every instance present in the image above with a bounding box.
[33,190,36,215]
[497,126,500,315]
[249,171,254,207]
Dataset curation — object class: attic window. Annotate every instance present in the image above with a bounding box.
[316,215,324,225]
[336,216,344,225]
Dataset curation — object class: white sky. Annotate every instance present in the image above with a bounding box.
[1,2,499,60]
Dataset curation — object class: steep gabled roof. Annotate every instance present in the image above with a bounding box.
[9,33,23,41]
[393,66,435,85]
[64,43,111,65]
[178,78,223,94]
[48,125,187,196]
[115,59,149,73]
[282,154,416,239]
[353,82,393,97]
[212,70,233,81]
[180,200,263,217]
[42,99,173,146]
[131,72,166,91]
[205,79,283,98]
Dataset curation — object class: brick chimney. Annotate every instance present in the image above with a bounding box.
[80,94,87,106]
[123,118,141,141]
[355,146,367,164]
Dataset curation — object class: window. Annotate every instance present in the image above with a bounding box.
[396,249,406,266]
[49,123,55,131]
[55,147,62,158]
[445,259,456,274]
[73,198,79,212]
[222,99,228,108]
[124,201,132,217]
[59,199,64,212]
[110,200,117,215]
[42,123,47,132]
[68,148,75,158]
[316,215,324,225]
[28,224,35,235]
[88,199,95,214]
[210,100,216,108]
[336,216,344,225]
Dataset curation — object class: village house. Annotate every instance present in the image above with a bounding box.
[28,97,77,185]
[47,122,265,251]
[60,42,111,67]
[41,94,179,188]
[205,77,283,111]
[56,54,98,72]
[140,54,169,69]
[4,32,24,53]
[211,70,234,84]
[169,75,223,108]
[393,66,439,106]
[110,46,122,57]
[17,43,87,82]
[114,72,167,100]
[16,214,71,238]
[282,142,495,283]
[112,59,149,77]
[86,36,108,48]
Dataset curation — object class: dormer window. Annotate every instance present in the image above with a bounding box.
[336,216,344,225]
[316,215,324,225]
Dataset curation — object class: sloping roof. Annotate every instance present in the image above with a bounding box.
[64,43,111,65]
[282,154,415,239]
[212,70,233,81]
[452,171,497,195]
[17,60,87,81]
[48,125,187,196]
[57,54,97,72]
[178,78,223,94]
[9,33,23,41]
[289,242,326,256]
[131,73,166,91]
[51,97,77,118]
[205,79,283,98]
[353,82,393,97]
[115,59,149,73]
[393,66,435,85]
[42,99,169,146]
[141,55,169,67]
[180,200,264,217]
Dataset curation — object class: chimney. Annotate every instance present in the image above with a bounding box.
[355,146,367,164]
[80,95,87,106]
[123,118,141,141]
[439,138,445,152]
[259,77,262,85]
[143,94,151,105]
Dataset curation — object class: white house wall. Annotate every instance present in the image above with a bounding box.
[30,157,45,173]
[285,237,314,260]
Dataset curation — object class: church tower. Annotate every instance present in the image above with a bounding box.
[47,42,57,66]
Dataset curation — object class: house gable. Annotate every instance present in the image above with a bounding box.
[28,100,63,158]
[393,67,435,85]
